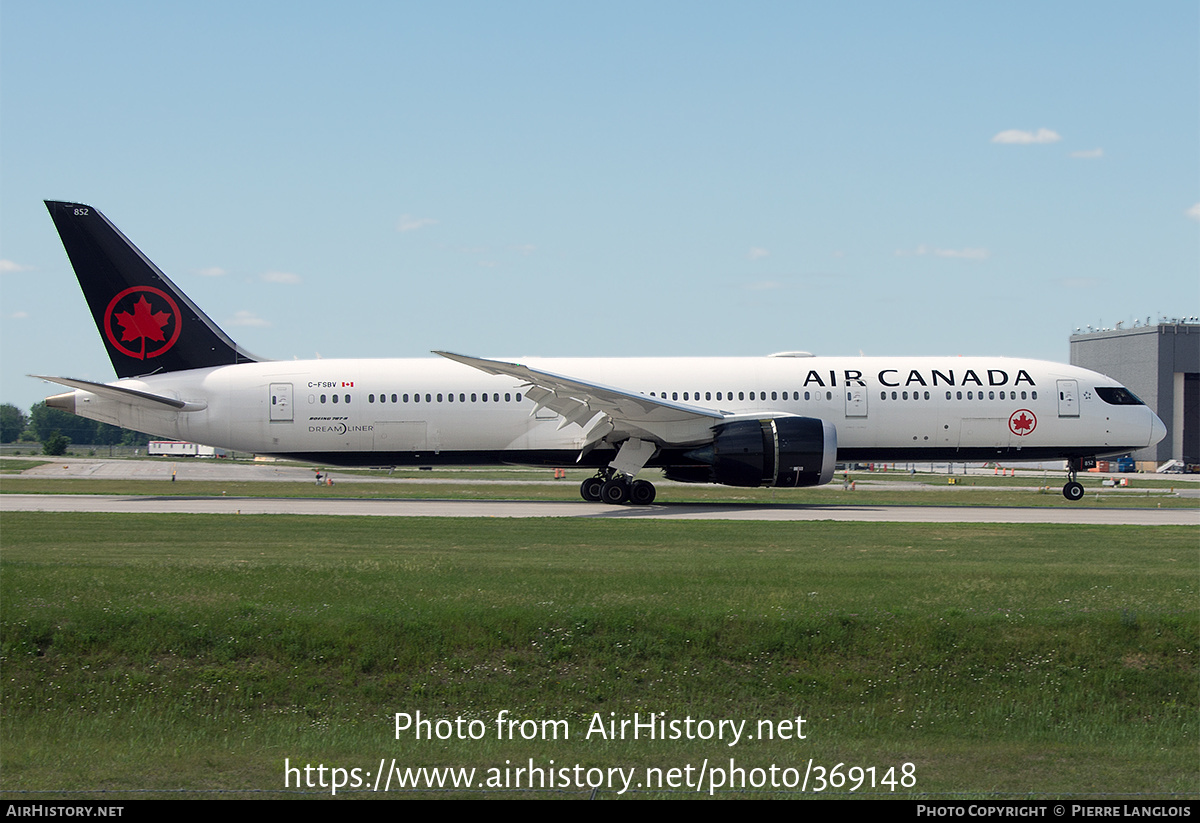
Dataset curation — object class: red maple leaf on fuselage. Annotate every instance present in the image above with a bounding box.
[115,295,171,357]
[1012,413,1033,432]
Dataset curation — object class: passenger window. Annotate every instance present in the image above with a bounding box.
[332,395,339,404]
[438,393,444,402]
[320,394,326,403]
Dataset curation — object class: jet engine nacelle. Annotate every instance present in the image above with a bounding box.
[666,416,837,488]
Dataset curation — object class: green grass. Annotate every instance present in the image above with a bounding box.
[1,513,1195,799]
[0,459,48,473]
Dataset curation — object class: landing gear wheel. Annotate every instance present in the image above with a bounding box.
[1063,481,1084,502]
[580,477,603,502]
[629,479,657,505]
[600,478,630,504]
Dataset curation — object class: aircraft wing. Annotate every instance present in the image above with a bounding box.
[433,351,723,450]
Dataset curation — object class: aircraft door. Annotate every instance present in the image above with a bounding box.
[1057,379,1079,418]
[844,387,867,418]
[269,383,294,422]
[373,421,428,451]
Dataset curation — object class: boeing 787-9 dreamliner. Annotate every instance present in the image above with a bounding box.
[36,201,1166,504]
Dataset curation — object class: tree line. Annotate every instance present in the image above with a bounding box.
[1,402,151,453]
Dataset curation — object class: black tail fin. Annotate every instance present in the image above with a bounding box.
[45,201,260,379]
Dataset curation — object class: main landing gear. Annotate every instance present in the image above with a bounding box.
[580,468,657,505]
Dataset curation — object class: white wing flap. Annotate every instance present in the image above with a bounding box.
[433,351,722,446]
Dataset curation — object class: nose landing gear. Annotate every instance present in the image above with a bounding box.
[1062,456,1095,501]
[1063,479,1085,501]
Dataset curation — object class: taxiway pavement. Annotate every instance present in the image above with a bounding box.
[2,493,1195,525]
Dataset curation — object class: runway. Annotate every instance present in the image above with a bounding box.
[5,457,1196,524]
[2,493,1195,525]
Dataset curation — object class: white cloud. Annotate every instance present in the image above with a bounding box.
[229,310,270,327]
[196,266,227,277]
[512,244,537,256]
[1069,148,1104,159]
[8,310,29,319]
[1186,203,1200,222]
[261,271,301,284]
[0,259,32,273]
[743,280,785,291]
[895,244,990,260]
[991,128,1062,145]
[397,214,438,233]
[747,247,769,260]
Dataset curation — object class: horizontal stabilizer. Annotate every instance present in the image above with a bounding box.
[31,375,206,412]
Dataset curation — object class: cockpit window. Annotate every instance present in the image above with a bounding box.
[1096,386,1145,406]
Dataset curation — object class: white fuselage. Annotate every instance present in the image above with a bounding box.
[63,355,1164,467]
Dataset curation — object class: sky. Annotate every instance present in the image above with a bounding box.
[1,1,1197,414]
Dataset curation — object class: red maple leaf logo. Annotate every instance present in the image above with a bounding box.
[1008,409,1037,436]
[115,296,171,350]
[103,286,182,361]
